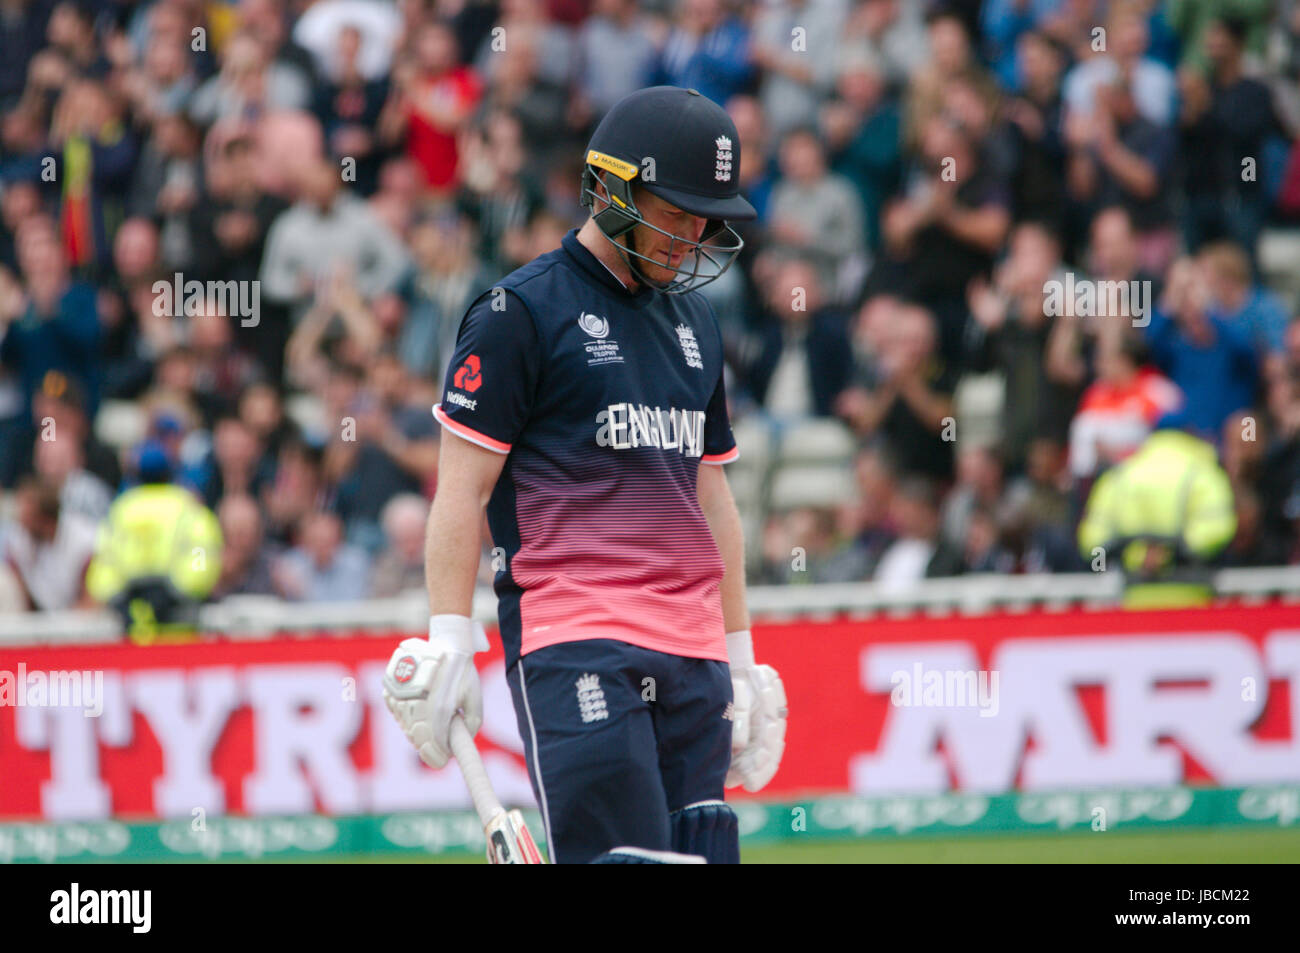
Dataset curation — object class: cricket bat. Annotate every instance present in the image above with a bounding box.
[449,715,546,864]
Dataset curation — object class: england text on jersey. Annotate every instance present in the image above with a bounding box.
[595,404,706,456]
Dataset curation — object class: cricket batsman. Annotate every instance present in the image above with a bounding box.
[381,86,786,864]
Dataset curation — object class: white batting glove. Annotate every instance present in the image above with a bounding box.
[725,629,787,792]
[382,614,489,769]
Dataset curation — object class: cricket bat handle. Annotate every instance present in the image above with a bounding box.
[449,715,502,828]
[449,715,546,863]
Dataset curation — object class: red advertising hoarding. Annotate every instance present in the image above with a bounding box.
[1,603,1296,821]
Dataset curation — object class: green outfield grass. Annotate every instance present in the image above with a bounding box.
[320,826,1300,864]
[736,827,1300,863]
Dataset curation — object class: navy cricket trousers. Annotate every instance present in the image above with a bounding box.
[506,638,734,864]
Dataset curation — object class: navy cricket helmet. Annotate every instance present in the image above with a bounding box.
[579,85,756,294]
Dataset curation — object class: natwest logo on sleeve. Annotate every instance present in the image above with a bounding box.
[453,355,482,392]
[444,391,477,411]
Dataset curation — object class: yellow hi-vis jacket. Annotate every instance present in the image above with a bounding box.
[1077,429,1236,606]
[86,484,223,603]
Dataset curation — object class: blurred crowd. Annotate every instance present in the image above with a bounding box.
[2,0,1300,616]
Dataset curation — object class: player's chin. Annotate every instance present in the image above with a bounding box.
[644,261,679,284]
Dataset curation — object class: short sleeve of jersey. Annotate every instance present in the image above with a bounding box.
[433,290,541,454]
[700,366,739,465]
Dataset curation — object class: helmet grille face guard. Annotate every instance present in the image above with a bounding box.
[579,151,745,295]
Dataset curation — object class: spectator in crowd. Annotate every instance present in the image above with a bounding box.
[839,0,928,92]
[1168,0,1274,71]
[139,348,206,449]
[1258,323,1300,561]
[0,0,53,109]
[733,255,853,420]
[261,436,327,546]
[189,415,272,509]
[189,129,290,378]
[963,502,1018,573]
[1067,333,1183,481]
[1199,240,1290,380]
[1002,435,1082,571]
[945,70,1018,185]
[238,382,295,472]
[187,300,264,425]
[379,17,482,196]
[237,0,321,85]
[751,0,846,146]
[1,475,96,610]
[314,24,390,198]
[1221,484,1273,566]
[396,208,494,383]
[0,178,41,269]
[1222,408,1269,494]
[831,443,898,580]
[5,370,120,492]
[837,299,958,482]
[456,108,545,274]
[1267,0,1300,133]
[367,155,425,240]
[260,158,409,324]
[878,113,1011,359]
[272,508,370,602]
[473,0,576,91]
[127,113,203,271]
[326,351,437,551]
[655,0,753,108]
[1065,75,1178,275]
[213,493,278,598]
[1063,3,1176,127]
[189,132,285,291]
[32,425,112,524]
[0,216,100,418]
[291,0,400,88]
[904,8,985,149]
[940,443,1009,551]
[980,0,1061,91]
[873,475,964,590]
[188,29,311,125]
[1178,16,1285,263]
[1003,29,1068,232]
[371,492,431,597]
[966,221,1070,476]
[471,31,571,172]
[1044,206,1156,430]
[117,6,199,125]
[1142,256,1260,444]
[575,0,661,124]
[47,77,139,276]
[822,50,903,252]
[44,2,107,78]
[760,504,851,585]
[97,217,162,399]
[285,268,384,394]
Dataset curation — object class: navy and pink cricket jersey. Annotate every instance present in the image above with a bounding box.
[433,228,738,667]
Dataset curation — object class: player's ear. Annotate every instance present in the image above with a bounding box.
[595,170,614,206]
[581,166,607,211]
